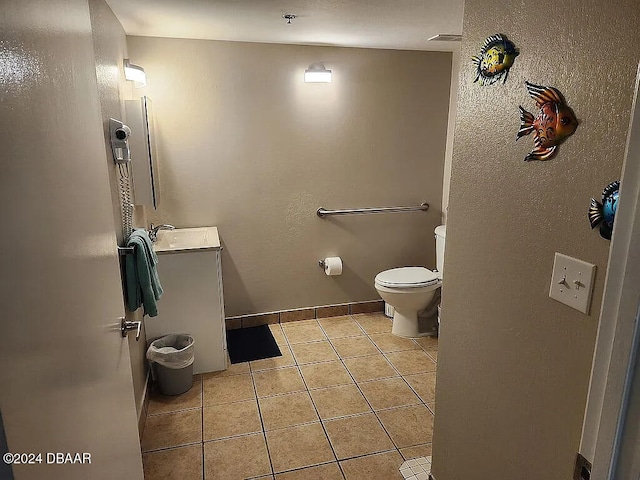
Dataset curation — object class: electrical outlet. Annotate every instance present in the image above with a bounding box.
[549,253,596,314]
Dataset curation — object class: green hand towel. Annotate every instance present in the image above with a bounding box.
[125,229,163,317]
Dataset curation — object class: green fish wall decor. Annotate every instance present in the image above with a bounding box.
[472,34,519,86]
[516,81,578,161]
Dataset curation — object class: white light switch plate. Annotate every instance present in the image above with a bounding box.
[549,253,596,314]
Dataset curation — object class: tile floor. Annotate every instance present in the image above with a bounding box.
[141,312,438,480]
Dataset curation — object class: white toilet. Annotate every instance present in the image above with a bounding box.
[375,225,446,338]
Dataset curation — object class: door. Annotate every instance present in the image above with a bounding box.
[0,1,144,479]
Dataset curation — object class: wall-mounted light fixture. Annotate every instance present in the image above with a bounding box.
[124,59,147,87]
[304,63,332,83]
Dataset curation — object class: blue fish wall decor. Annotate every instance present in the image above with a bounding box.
[589,181,620,240]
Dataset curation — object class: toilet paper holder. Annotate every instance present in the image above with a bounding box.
[318,259,326,268]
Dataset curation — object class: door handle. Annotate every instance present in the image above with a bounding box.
[120,317,142,341]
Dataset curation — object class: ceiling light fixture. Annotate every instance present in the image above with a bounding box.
[427,34,462,42]
[282,14,297,25]
[304,63,332,83]
[124,59,147,87]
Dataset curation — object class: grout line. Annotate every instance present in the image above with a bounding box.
[357,319,438,409]
[281,323,344,478]
[249,354,276,478]
[201,375,205,480]
[316,319,406,471]
[335,318,438,457]
[142,440,204,455]
[147,312,435,479]
[269,460,341,478]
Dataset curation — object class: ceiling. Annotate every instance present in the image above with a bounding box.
[105,0,465,52]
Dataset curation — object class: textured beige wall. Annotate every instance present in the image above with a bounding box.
[128,37,452,316]
[88,0,148,422]
[433,1,640,479]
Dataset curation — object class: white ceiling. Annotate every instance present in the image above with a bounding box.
[105,0,465,52]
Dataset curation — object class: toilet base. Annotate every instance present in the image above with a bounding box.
[391,310,421,338]
[392,308,439,338]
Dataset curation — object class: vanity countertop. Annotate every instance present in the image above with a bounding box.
[154,226,221,255]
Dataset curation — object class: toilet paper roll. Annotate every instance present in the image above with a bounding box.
[324,257,343,276]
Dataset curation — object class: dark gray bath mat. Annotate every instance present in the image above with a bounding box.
[226,325,282,364]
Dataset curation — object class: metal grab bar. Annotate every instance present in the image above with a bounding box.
[317,202,429,218]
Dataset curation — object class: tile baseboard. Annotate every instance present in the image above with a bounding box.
[226,301,384,329]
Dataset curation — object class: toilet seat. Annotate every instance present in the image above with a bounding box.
[375,267,439,288]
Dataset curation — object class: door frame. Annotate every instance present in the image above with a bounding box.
[582,63,640,478]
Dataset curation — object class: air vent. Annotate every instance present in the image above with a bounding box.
[428,34,462,42]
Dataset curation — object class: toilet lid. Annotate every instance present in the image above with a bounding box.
[375,267,439,288]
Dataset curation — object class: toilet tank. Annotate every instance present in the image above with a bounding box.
[435,225,446,274]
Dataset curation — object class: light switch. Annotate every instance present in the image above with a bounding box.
[549,253,596,314]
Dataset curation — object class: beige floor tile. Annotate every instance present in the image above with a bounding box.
[414,336,438,350]
[403,372,436,403]
[204,433,271,480]
[275,462,344,479]
[266,422,335,473]
[330,336,378,359]
[270,324,287,346]
[318,317,364,338]
[202,358,250,378]
[310,384,371,420]
[290,341,338,364]
[282,319,318,326]
[259,391,319,430]
[143,444,203,480]
[253,366,306,398]
[369,333,420,353]
[376,405,434,448]
[203,399,262,440]
[352,314,392,334]
[399,443,432,460]
[148,376,202,415]
[427,402,436,414]
[299,361,353,389]
[425,349,438,362]
[342,355,398,382]
[250,345,296,371]
[385,350,436,375]
[357,377,421,410]
[203,373,255,406]
[323,413,394,460]
[282,322,327,344]
[339,450,404,480]
[141,409,202,452]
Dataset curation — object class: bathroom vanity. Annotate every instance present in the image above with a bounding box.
[146,227,226,373]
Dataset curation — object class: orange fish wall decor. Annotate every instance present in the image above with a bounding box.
[516,81,578,161]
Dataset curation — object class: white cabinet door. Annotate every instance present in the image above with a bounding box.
[147,251,227,374]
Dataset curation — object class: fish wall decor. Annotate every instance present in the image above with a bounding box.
[516,81,578,161]
[589,181,620,240]
[472,34,519,86]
